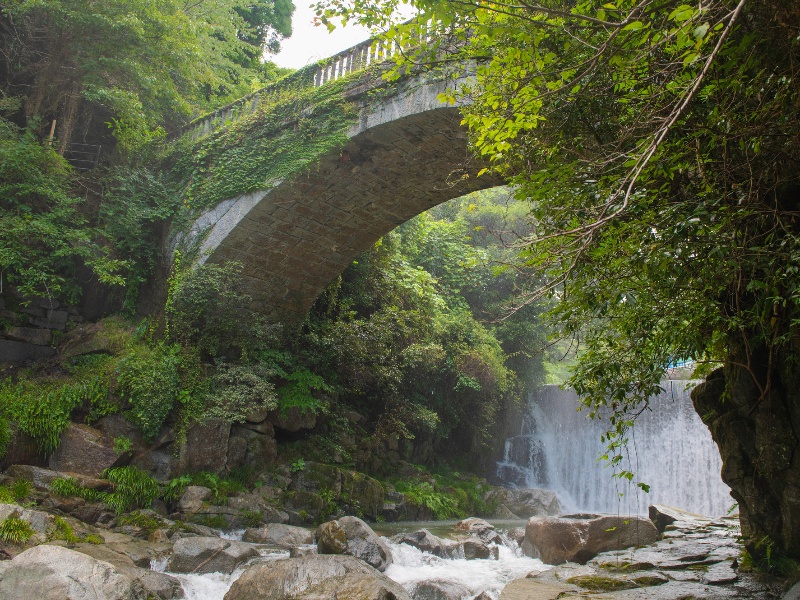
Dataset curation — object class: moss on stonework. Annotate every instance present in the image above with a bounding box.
[566,575,638,592]
[633,575,668,586]
[165,69,372,218]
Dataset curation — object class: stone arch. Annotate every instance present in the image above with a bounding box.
[181,76,502,319]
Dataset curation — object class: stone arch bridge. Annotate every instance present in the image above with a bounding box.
[176,37,502,320]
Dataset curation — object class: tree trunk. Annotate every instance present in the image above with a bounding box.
[692,339,800,562]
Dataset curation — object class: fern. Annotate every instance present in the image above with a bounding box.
[0,515,34,544]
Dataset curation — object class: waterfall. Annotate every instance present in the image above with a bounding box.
[496,381,733,517]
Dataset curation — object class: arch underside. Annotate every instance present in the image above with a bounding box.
[204,106,502,320]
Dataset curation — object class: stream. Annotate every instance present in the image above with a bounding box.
[151,522,546,600]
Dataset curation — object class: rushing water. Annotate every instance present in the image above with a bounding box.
[496,381,733,516]
[385,540,547,598]
[152,526,544,600]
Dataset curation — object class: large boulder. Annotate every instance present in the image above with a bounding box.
[224,554,411,600]
[242,524,313,547]
[5,327,51,346]
[0,338,56,363]
[291,463,384,520]
[177,486,212,513]
[177,419,230,475]
[167,536,258,574]
[0,544,139,599]
[524,514,660,564]
[450,538,494,560]
[408,579,471,600]
[71,543,182,599]
[316,516,392,572]
[48,424,128,478]
[485,488,562,518]
[227,426,277,470]
[391,529,447,557]
[268,407,316,432]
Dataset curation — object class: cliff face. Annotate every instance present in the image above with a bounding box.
[692,353,800,562]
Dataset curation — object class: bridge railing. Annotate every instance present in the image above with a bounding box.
[173,26,420,143]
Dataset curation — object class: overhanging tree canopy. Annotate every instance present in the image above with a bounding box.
[314,0,800,564]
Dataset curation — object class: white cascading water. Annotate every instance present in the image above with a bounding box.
[496,380,733,516]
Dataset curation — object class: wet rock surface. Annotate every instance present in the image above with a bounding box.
[316,516,393,572]
[225,554,411,600]
[167,536,259,574]
[525,513,786,598]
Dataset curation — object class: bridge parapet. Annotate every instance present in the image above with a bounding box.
[174,29,411,143]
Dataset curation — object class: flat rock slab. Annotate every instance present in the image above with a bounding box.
[649,504,712,533]
[499,579,574,600]
[243,523,313,547]
[0,544,138,599]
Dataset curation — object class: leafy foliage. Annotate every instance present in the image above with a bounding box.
[0,0,295,153]
[0,515,34,544]
[0,117,124,302]
[116,343,181,441]
[394,480,461,519]
[167,67,362,214]
[165,259,270,359]
[0,374,109,456]
[317,0,800,559]
[101,466,160,514]
[49,516,102,545]
[204,362,278,423]
[49,477,104,503]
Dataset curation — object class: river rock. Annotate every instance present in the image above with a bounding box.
[178,486,212,513]
[71,543,182,599]
[316,516,392,572]
[409,579,471,600]
[48,423,128,478]
[224,554,411,600]
[0,544,138,599]
[391,529,447,556]
[454,518,503,545]
[487,488,562,518]
[242,523,313,547]
[524,514,659,564]
[316,520,348,554]
[167,536,258,574]
[452,537,494,560]
[784,581,800,600]
[132,569,185,600]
